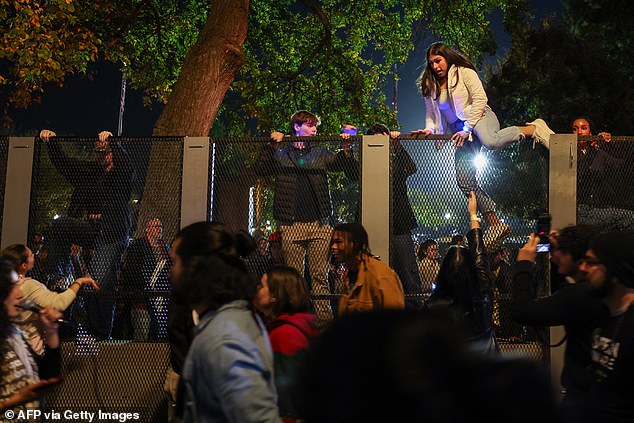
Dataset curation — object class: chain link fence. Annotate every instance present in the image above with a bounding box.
[6,133,633,419]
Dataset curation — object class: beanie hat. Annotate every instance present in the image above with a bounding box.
[589,230,634,288]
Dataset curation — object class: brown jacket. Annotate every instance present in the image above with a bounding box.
[338,254,405,315]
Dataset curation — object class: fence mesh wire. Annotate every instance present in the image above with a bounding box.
[6,133,633,418]
[395,135,550,365]
[575,136,634,231]
[27,137,182,345]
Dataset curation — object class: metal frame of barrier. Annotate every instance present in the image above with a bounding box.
[0,133,589,418]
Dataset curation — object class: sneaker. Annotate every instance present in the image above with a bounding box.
[526,118,554,150]
[484,223,511,252]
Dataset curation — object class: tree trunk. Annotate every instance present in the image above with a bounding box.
[137,0,250,240]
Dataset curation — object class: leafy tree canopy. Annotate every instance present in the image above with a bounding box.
[486,0,634,133]
[482,0,634,217]
[1,0,527,132]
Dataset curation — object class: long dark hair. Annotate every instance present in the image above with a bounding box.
[416,42,477,99]
[433,246,476,307]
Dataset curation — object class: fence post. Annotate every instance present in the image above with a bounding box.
[1,137,35,249]
[181,137,210,228]
[360,134,391,262]
[548,133,578,397]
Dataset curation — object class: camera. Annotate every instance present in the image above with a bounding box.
[535,213,551,253]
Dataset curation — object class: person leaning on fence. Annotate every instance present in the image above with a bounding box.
[570,117,634,234]
[0,258,63,414]
[412,42,555,251]
[172,226,280,423]
[425,192,497,354]
[331,222,405,315]
[253,110,358,325]
[38,129,135,340]
[511,225,606,423]
[1,244,98,356]
[254,266,320,423]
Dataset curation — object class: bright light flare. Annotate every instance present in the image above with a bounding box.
[474,153,487,171]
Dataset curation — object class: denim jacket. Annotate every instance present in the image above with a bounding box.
[181,300,281,423]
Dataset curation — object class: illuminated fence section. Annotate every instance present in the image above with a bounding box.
[397,135,550,364]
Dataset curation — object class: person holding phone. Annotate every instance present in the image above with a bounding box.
[512,225,606,423]
[413,42,555,251]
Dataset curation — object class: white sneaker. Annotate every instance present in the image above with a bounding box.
[526,118,554,150]
[484,223,511,252]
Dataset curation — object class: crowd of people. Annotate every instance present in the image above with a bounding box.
[2,40,634,423]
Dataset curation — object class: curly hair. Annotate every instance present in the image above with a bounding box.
[416,42,477,99]
[333,223,371,258]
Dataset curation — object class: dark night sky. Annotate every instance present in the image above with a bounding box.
[8,0,563,137]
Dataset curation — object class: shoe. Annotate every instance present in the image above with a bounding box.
[484,223,511,252]
[526,118,554,150]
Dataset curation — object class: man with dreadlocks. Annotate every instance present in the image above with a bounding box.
[330,223,404,316]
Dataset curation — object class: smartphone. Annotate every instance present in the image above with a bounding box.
[341,126,358,136]
[535,213,552,253]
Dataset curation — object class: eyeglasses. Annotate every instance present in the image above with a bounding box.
[580,257,603,267]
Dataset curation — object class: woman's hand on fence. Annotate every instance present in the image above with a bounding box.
[451,131,470,148]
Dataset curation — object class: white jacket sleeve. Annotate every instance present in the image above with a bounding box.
[20,278,77,311]
[459,67,488,132]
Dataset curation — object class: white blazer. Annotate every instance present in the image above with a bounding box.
[424,65,490,134]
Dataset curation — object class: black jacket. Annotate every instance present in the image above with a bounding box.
[47,141,134,241]
[391,140,418,235]
[512,261,606,394]
[254,142,358,225]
